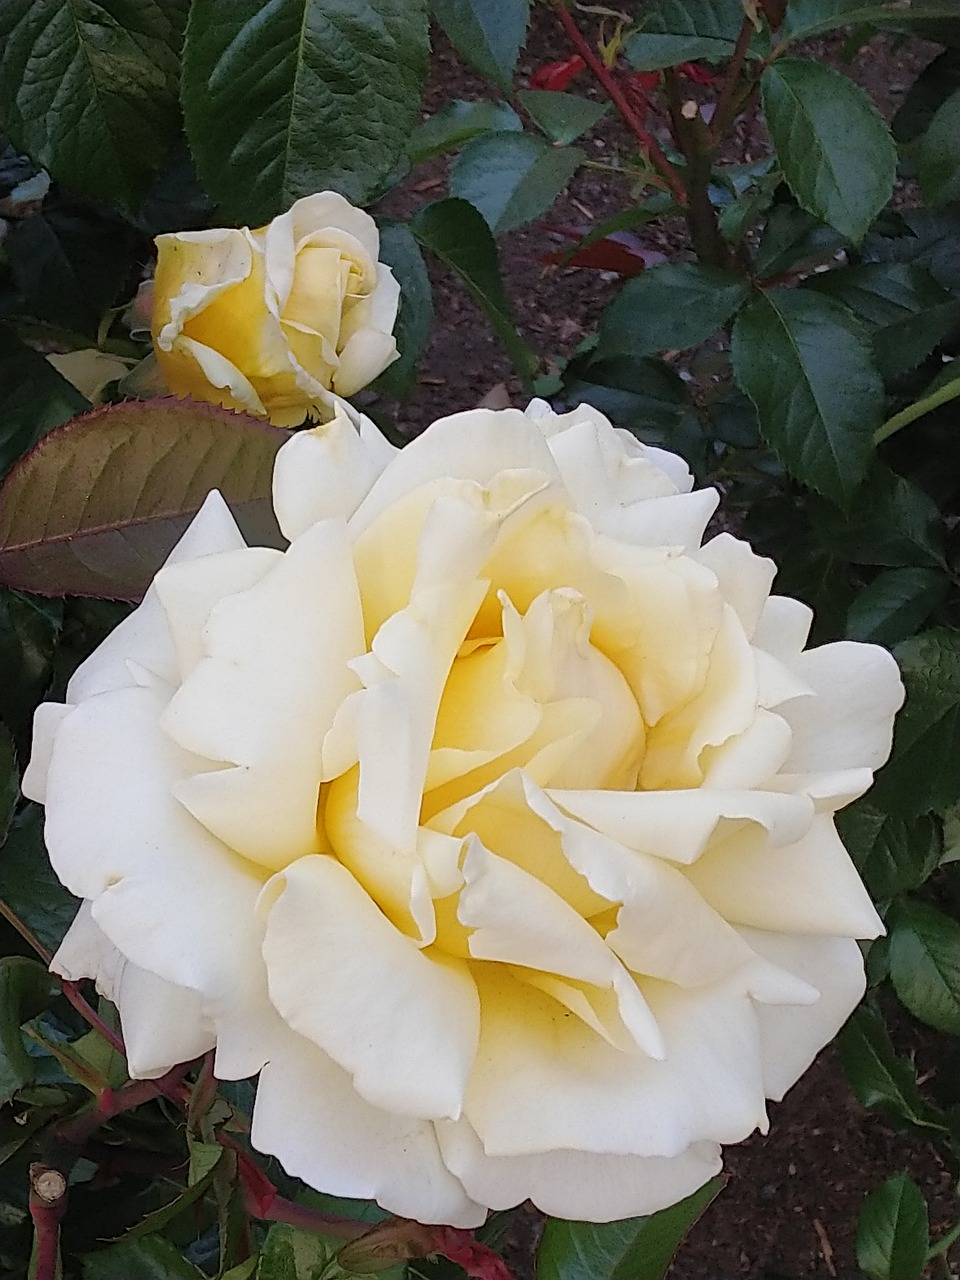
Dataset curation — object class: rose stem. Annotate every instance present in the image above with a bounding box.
[549,0,689,207]
[60,980,126,1056]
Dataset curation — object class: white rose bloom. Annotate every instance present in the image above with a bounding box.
[23,399,904,1227]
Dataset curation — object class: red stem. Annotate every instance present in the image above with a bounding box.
[549,1,688,207]
[710,15,756,141]
[56,1061,192,1151]
[29,1165,67,1280]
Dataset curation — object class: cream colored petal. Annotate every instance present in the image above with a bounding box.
[290,192,381,259]
[153,228,253,346]
[272,404,390,540]
[42,684,267,1023]
[153,547,281,680]
[436,1118,721,1220]
[741,927,867,1100]
[547,786,814,865]
[779,641,904,776]
[697,534,776,638]
[65,491,246,702]
[699,710,793,791]
[260,856,479,1121]
[251,1022,485,1226]
[53,903,215,1078]
[21,703,74,804]
[464,969,768,1159]
[753,595,813,659]
[161,519,364,869]
[332,328,399,397]
[166,335,267,417]
[685,813,883,938]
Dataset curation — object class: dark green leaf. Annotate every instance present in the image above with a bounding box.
[0,327,90,480]
[518,91,610,145]
[837,802,941,900]
[82,1236,205,1279]
[754,203,847,279]
[561,353,694,435]
[893,50,960,145]
[862,206,960,292]
[919,89,960,209]
[0,590,63,746]
[428,0,530,91]
[598,264,750,359]
[121,1141,223,1241]
[626,0,759,71]
[0,956,57,1105]
[806,264,960,380]
[871,628,960,819]
[782,0,960,42]
[410,198,536,379]
[182,0,429,221]
[0,724,16,848]
[889,898,960,1035]
[537,1178,723,1280]
[7,208,140,341]
[731,288,883,503]
[0,0,186,212]
[761,60,896,244]
[450,132,583,234]
[856,1174,929,1280]
[373,223,434,399]
[408,100,521,163]
[812,467,944,569]
[0,805,79,959]
[846,568,948,646]
[837,1005,945,1133]
[0,399,287,600]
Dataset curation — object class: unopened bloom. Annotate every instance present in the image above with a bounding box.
[151,193,399,427]
[24,400,903,1226]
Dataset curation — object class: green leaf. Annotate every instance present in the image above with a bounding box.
[918,88,960,209]
[0,805,79,959]
[0,0,187,213]
[812,466,944,569]
[408,99,521,163]
[598,264,750,359]
[0,399,287,600]
[0,591,63,745]
[889,898,960,1036]
[373,223,434,399]
[871,628,960,819]
[518,91,610,145]
[82,1236,205,1279]
[805,264,960,380]
[0,326,90,480]
[782,0,960,42]
[731,288,883,503]
[754,203,847,279]
[410,198,536,379]
[857,1175,929,1280]
[837,1005,945,1133]
[0,957,58,1105]
[450,132,583,234]
[122,1140,223,1241]
[846,568,948,646]
[625,0,758,71]
[181,0,429,222]
[561,354,694,436]
[537,1178,723,1280]
[257,1223,337,1280]
[761,60,896,244]
[862,205,960,292]
[893,49,960,145]
[428,0,530,91]
[836,802,941,900]
[0,724,16,848]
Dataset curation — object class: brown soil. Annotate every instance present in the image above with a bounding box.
[373,10,958,1279]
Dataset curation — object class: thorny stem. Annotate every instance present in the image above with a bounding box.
[662,69,729,268]
[0,897,52,965]
[549,0,688,207]
[710,14,755,141]
[55,1062,193,1151]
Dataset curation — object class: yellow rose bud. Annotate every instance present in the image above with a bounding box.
[150,193,400,427]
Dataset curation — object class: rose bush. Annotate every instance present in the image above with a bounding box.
[150,193,400,427]
[24,400,903,1226]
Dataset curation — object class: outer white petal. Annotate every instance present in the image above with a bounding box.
[741,927,868,1100]
[53,903,214,1078]
[684,814,883,938]
[698,534,776,639]
[272,405,393,541]
[251,1022,485,1227]
[21,703,73,804]
[65,491,246,702]
[260,855,479,1121]
[349,408,561,539]
[42,683,267,1028]
[161,519,364,868]
[436,1118,721,1221]
[464,970,767,1159]
[779,642,904,775]
[333,328,399,397]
